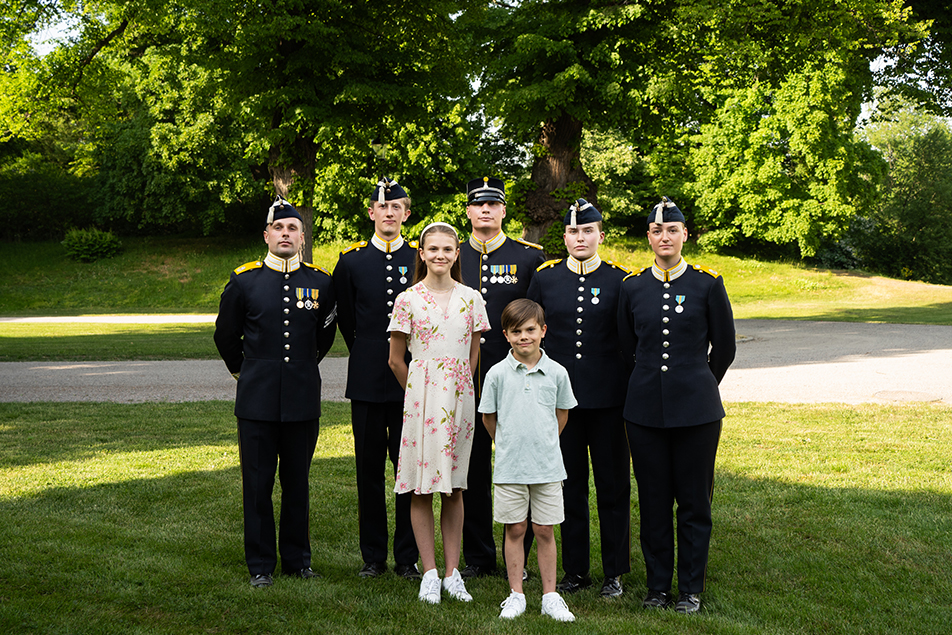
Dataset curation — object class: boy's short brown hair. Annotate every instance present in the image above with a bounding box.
[501,298,546,332]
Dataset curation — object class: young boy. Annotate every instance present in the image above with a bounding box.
[477,298,578,622]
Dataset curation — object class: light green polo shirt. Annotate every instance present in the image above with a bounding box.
[478,349,577,484]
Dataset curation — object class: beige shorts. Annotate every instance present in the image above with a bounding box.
[493,481,564,526]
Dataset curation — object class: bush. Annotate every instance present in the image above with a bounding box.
[62,228,123,263]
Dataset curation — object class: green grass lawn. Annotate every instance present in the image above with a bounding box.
[0,400,949,634]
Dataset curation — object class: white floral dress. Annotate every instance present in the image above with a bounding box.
[387,282,491,495]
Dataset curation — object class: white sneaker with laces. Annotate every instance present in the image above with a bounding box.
[418,568,441,604]
[442,568,473,602]
[541,591,575,622]
[499,590,527,619]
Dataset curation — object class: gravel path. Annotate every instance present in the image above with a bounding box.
[1,318,950,405]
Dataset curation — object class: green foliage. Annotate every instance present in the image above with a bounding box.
[61,227,123,262]
[686,60,886,257]
[847,100,952,284]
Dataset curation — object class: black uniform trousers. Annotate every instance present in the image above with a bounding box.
[561,406,631,579]
[237,417,320,576]
[462,419,498,567]
[626,419,722,594]
[351,400,418,566]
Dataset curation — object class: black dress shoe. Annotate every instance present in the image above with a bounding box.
[642,589,672,609]
[556,573,592,594]
[674,592,701,614]
[460,564,498,579]
[600,576,623,598]
[291,567,319,579]
[394,563,422,579]
[250,574,273,588]
[358,562,387,578]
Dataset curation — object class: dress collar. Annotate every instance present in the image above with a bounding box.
[264,251,301,273]
[371,233,405,253]
[651,258,687,282]
[566,253,602,275]
[468,231,506,255]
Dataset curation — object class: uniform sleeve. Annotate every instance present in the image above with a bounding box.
[617,280,638,373]
[317,275,338,363]
[388,289,413,334]
[477,366,499,414]
[331,253,356,351]
[526,272,542,306]
[555,367,578,410]
[213,272,246,375]
[706,275,736,384]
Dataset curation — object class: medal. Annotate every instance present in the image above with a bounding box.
[398,266,408,284]
[675,295,685,313]
[296,301,304,309]
[591,288,600,304]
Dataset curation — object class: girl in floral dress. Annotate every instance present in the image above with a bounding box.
[388,222,490,605]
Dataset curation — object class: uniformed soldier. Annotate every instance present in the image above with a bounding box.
[527,198,631,598]
[617,197,736,614]
[332,177,420,579]
[214,196,338,588]
[459,176,547,578]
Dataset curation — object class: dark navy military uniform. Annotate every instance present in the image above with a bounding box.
[527,254,632,582]
[459,231,546,569]
[333,235,419,569]
[618,258,735,596]
[215,250,337,577]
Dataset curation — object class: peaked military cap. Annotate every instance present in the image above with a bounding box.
[564,198,603,227]
[467,176,506,204]
[648,196,686,225]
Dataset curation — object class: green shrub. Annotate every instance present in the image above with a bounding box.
[61,228,123,263]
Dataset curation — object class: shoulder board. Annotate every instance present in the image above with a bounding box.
[536,258,562,272]
[234,260,263,275]
[605,260,631,274]
[622,266,649,281]
[303,262,331,275]
[340,240,368,255]
[692,264,721,278]
[408,240,418,249]
[513,237,543,250]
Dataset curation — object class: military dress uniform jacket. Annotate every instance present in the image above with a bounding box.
[214,255,337,422]
[460,234,547,387]
[617,262,735,428]
[527,257,629,409]
[333,237,416,403]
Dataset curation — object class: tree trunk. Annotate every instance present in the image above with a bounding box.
[269,137,317,263]
[522,112,597,245]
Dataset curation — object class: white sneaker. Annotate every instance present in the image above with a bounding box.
[418,569,441,604]
[541,592,575,622]
[442,568,473,602]
[499,590,526,619]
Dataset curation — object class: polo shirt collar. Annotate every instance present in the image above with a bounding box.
[469,231,506,255]
[566,253,601,275]
[651,258,687,282]
[371,233,404,253]
[504,348,551,373]
[264,251,301,273]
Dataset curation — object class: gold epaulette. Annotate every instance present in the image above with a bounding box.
[622,266,649,281]
[514,237,543,250]
[606,260,631,274]
[692,264,721,278]
[303,262,331,275]
[409,240,418,249]
[234,260,263,275]
[340,240,368,255]
[536,258,562,272]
